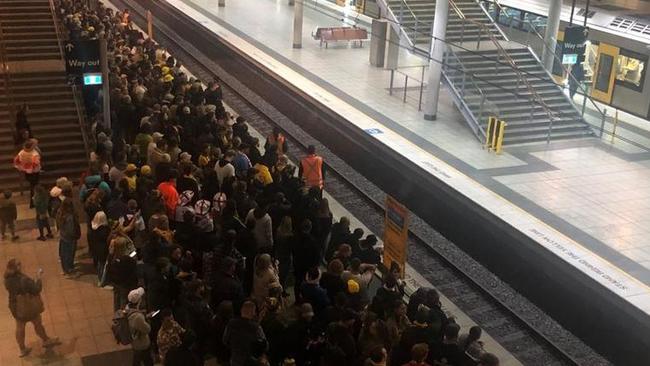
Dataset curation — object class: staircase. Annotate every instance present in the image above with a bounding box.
[445,48,595,144]
[0,72,88,190]
[381,0,595,145]
[386,0,503,51]
[0,0,88,190]
[0,0,61,61]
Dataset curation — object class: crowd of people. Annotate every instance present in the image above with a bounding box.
[4,0,501,365]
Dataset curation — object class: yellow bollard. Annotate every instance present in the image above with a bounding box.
[486,116,497,150]
[611,109,619,144]
[495,120,507,154]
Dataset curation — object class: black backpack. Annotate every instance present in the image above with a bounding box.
[111,309,137,345]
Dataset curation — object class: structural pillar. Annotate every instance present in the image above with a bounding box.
[369,20,387,67]
[422,0,448,121]
[542,0,562,72]
[100,38,111,129]
[293,0,303,48]
[385,23,400,69]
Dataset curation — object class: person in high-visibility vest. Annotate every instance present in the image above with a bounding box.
[299,145,325,190]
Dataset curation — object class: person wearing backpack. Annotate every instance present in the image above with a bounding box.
[126,287,154,366]
[79,167,111,203]
[4,259,60,357]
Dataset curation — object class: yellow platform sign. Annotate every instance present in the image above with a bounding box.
[384,196,409,278]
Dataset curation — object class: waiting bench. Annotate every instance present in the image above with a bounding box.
[312,26,368,48]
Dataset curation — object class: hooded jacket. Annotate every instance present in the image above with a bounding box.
[79,175,111,202]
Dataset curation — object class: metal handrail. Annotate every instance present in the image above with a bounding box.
[0,17,17,142]
[49,0,91,156]
[388,64,427,110]
[393,0,420,47]
[48,0,65,58]
[483,0,607,124]
[0,16,27,193]
[445,46,491,137]
[449,0,559,141]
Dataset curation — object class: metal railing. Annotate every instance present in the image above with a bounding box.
[49,0,92,156]
[393,0,421,47]
[443,46,494,139]
[388,64,427,110]
[0,18,17,139]
[0,17,28,193]
[448,0,559,143]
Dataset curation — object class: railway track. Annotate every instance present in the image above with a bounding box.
[108,0,609,364]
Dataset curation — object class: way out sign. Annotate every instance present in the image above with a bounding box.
[64,40,101,76]
[383,196,409,278]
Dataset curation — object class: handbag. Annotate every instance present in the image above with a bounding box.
[15,278,45,320]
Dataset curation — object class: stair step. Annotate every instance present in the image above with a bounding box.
[503,130,594,145]
[496,110,578,120]
[0,12,51,18]
[480,118,582,129]
[2,32,57,39]
[3,24,54,31]
[0,91,72,100]
[0,100,76,110]
[0,6,50,13]
[3,39,59,46]
[6,53,61,61]
[0,131,82,144]
[5,45,59,51]
[0,121,80,134]
[1,106,77,117]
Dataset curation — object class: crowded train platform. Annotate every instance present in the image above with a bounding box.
[1,0,649,364]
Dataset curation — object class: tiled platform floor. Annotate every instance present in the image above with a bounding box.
[178,0,650,284]
[0,203,126,366]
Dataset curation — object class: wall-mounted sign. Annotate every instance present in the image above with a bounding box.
[64,40,101,76]
[83,73,103,85]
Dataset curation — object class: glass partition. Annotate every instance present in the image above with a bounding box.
[615,50,647,91]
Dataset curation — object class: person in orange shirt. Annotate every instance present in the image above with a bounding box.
[157,169,179,219]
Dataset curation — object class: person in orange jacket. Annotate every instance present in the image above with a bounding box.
[158,169,179,219]
[299,145,325,190]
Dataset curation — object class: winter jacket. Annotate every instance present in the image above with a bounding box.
[214,159,235,187]
[59,214,80,242]
[246,209,273,250]
[223,318,267,366]
[0,197,17,222]
[126,308,151,351]
[158,181,179,218]
[79,175,111,202]
[13,149,40,173]
[4,273,42,320]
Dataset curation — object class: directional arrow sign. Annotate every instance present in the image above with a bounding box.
[64,40,100,76]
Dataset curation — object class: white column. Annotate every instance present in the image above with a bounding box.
[422,0,448,121]
[293,0,303,48]
[542,0,562,72]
